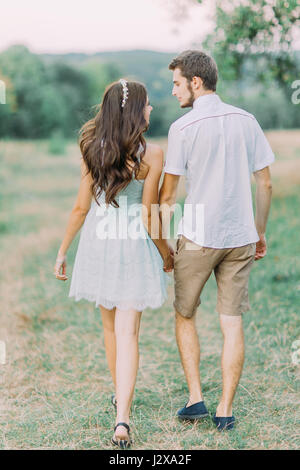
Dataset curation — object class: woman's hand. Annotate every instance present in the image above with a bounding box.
[54,253,68,281]
[163,244,174,272]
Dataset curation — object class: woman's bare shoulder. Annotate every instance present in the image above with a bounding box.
[144,142,164,169]
[134,142,164,180]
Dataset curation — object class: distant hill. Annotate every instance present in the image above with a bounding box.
[40,50,176,100]
[39,49,187,134]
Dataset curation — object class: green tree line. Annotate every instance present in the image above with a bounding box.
[0,41,299,140]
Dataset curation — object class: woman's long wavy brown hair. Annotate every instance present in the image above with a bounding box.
[79,80,148,208]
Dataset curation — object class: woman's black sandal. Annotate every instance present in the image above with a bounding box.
[111,394,117,410]
[111,422,132,449]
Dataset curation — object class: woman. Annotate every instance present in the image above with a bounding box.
[53,79,174,448]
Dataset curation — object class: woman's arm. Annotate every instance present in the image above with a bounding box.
[57,158,93,257]
[141,145,173,272]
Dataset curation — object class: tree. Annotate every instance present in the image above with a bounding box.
[80,60,120,109]
[0,46,122,138]
[201,0,300,92]
[0,45,49,137]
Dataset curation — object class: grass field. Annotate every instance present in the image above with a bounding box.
[0,131,299,449]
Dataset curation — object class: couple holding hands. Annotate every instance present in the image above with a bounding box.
[54,50,274,448]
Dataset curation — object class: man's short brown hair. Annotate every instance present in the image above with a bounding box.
[169,50,218,92]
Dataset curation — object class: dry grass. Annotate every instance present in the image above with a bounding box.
[0,134,299,449]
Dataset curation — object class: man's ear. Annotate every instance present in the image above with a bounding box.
[192,76,203,90]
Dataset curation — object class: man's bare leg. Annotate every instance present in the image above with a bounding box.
[216,314,244,417]
[175,310,203,405]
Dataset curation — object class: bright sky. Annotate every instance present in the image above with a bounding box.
[0,0,214,54]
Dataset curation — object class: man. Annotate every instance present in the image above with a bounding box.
[158,50,274,431]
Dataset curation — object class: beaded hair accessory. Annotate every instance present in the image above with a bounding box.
[119,79,129,108]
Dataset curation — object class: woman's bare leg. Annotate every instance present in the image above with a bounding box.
[113,307,142,441]
[99,305,116,387]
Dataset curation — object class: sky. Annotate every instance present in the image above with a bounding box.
[0,0,214,54]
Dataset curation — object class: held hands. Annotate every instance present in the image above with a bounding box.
[254,234,267,261]
[54,252,68,281]
[163,243,174,273]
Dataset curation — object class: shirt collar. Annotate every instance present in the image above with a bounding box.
[193,93,221,109]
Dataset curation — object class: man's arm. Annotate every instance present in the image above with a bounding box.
[141,146,174,271]
[160,121,187,238]
[253,166,273,260]
[158,173,181,238]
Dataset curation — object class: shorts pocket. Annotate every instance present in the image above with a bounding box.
[175,236,185,255]
[249,242,256,256]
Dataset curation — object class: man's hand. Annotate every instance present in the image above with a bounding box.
[255,234,267,261]
[167,242,175,257]
[163,253,174,272]
[163,243,174,272]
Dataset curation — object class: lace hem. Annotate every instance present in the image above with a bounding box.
[68,290,168,311]
[70,266,172,284]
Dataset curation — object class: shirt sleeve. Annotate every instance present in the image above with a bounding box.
[164,124,187,175]
[251,118,275,172]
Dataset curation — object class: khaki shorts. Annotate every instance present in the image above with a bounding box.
[173,235,256,318]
